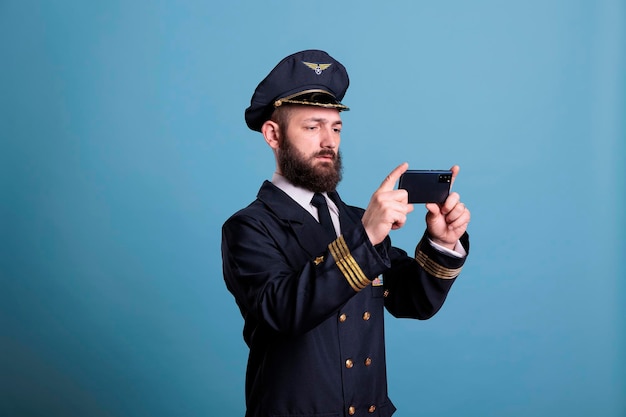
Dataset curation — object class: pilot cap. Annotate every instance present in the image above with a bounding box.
[245,49,350,132]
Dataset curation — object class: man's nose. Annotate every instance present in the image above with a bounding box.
[320,126,337,148]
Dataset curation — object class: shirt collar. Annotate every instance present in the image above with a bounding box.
[271,172,339,218]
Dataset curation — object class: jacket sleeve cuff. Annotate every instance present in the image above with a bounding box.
[416,232,469,280]
[328,226,391,292]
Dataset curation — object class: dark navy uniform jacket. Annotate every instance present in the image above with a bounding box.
[222,181,469,417]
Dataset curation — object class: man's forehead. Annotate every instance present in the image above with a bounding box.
[292,107,342,123]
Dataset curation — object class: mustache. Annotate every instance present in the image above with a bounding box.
[315,149,337,159]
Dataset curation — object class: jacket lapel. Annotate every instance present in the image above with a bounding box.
[257,181,331,257]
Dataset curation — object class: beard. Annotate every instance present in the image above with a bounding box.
[278,135,343,193]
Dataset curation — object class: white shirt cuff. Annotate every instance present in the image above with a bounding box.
[428,238,467,258]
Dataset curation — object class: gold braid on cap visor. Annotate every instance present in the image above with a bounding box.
[273,89,349,111]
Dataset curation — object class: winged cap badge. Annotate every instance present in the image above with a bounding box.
[303,61,332,75]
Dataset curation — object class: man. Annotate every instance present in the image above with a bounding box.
[222,49,470,417]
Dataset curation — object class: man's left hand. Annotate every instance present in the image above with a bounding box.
[425,165,471,251]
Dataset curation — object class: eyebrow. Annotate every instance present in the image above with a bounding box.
[303,117,343,125]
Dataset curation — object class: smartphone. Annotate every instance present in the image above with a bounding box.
[398,170,452,204]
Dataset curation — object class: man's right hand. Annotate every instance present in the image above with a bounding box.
[361,163,414,246]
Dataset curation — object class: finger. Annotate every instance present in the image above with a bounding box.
[446,208,471,231]
[391,188,409,204]
[386,199,415,216]
[391,212,408,230]
[444,202,467,224]
[449,165,460,188]
[425,202,441,215]
[440,192,460,215]
[390,200,414,219]
[378,162,409,192]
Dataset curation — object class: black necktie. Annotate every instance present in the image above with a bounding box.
[311,193,336,238]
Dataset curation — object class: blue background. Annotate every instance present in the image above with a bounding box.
[1,1,624,416]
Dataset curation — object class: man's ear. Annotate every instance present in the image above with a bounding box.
[261,120,281,150]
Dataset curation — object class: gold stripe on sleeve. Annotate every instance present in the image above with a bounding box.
[329,236,372,291]
[415,249,462,280]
